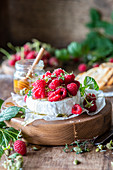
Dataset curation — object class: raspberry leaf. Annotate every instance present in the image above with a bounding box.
[0,146,4,159]
[51,74,56,78]
[84,76,99,90]
[0,122,6,128]
[79,85,86,97]
[27,89,32,97]
[0,99,4,109]
[58,76,65,81]
[55,49,70,61]
[0,106,25,122]
[0,48,10,58]
[0,127,19,148]
[67,42,82,57]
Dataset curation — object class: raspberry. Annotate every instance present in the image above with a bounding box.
[56,77,64,84]
[42,71,52,83]
[53,68,64,77]
[83,93,97,112]
[14,140,26,156]
[24,44,30,50]
[8,59,16,66]
[48,88,67,101]
[47,91,54,97]
[84,101,97,112]
[67,83,78,96]
[86,93,96,101]
[83,93,96,106]
[42,51,51,59]
[73,80,80,90]
[44,51,51,59]
[72,104,82,115]
[32,80,41,87]
[8,55,16,66]
[78,63,87,72]
[64,74,75,84]
[109,58,113,63]
[24,94,27,102]
[93,63,99,68]
[32,79,46,98]
[46,79,52,85]
[45,71,52,77]
[26,51,36,59]
[83,93,96,105]
[43,72,54,85]
[55,88,67,99]
[24,44,30,56]
[15,54,21,61]
[33,88,45,98]
[49,57,59,67]
[49,79,60,90]
[48,92,61,102]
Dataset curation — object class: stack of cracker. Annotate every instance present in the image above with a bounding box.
[76,62,113,90]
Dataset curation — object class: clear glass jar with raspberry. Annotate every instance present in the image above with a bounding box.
[14,59,45,94]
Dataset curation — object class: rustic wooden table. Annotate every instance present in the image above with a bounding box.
[0,74,113,170]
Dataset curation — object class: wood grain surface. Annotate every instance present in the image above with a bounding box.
[0,72,113,169]
[1,144,113,170]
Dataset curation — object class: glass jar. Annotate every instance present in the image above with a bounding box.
[14,59,45,94]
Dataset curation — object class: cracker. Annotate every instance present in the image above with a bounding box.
[75,63,113,89]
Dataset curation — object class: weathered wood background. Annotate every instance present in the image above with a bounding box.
[0,0,113,50]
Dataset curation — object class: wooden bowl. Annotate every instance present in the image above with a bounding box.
[1,97,112,146]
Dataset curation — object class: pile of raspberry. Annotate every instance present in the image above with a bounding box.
[31,68,80,102]
[8,44,58,68]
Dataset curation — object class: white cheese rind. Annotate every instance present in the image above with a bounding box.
[26,91,80,116]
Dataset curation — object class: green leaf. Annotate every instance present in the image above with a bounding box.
[86,8,101,29]
[67,42,82,57]
[0,127,19,147]
[111,11,113,21]
[90,8,101,22]
[6,127,19,142]
[104,23,113,35]
[0,48,10,57]
[96,20,109,29]
[83,31,113,50]
[0,99,4,109]
[92,47,113,57]
[79,84,86,97]
[55,49,70,61]
[7,42,16,52]
[0,146,4,159]
[27,90,32,97]
[84,76,99,90]
[0,122,6,128]
[0,106,25,122]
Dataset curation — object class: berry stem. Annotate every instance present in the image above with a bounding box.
[81,91,93,108]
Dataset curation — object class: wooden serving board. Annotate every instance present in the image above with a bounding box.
[1,97,112,146]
